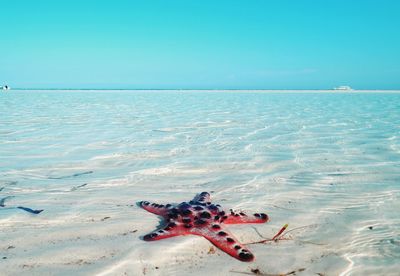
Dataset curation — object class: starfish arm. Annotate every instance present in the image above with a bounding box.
[138,201,170,216]
[223,212,269,224]
[192,226,255,262]
[142,222,187,241]
[192,192,211,203]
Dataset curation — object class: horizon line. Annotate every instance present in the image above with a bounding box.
[6,88,400,91]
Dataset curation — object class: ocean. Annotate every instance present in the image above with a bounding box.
[1,90,399,275]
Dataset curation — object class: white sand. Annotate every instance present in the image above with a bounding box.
[1,90,399,275]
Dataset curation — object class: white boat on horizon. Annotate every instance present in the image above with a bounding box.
[333,85,354,91]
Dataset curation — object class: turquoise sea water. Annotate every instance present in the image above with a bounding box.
[1,90,399,275]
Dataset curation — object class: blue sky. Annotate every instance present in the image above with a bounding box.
[1,0,399,89]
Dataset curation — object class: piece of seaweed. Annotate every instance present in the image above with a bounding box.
[48,171,93,180]
[0,196,14,207]
[70,183,88,191]
[17,206,44,214]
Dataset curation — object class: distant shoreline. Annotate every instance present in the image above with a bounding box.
[6,89,400,93]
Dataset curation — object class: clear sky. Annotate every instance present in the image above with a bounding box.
[1,0,399,89]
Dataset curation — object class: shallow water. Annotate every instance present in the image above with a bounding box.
[1,90,399,275]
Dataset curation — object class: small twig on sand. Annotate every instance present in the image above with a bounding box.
[279,224,319,238]
[251,226,268,239]
[230,268,305,276]
[246,224,290,245]
[295,240,326,246]
[247,223,325,246]
[272,224,288,240]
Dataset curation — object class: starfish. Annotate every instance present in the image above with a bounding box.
[138,192,269,262]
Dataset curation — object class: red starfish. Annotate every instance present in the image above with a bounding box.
[138,192,269,262]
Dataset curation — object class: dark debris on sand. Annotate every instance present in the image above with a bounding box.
[231,267,307,276]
